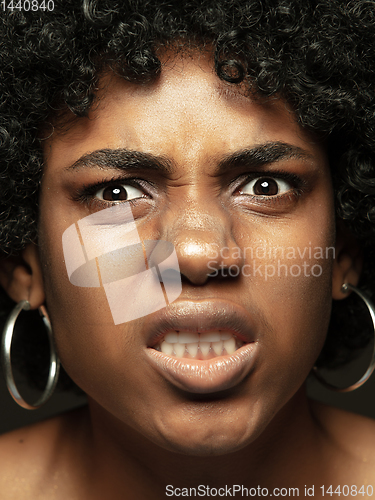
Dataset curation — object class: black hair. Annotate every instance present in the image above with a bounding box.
[1,0,375,390]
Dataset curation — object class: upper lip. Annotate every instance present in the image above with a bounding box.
[145,299,257,348]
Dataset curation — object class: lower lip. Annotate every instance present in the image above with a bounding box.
[146,343,258,394]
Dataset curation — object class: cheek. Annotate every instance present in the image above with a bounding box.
[38,217,170,427]
[40,254,156,423]
[237,213,335,392]
[38,216,120,378]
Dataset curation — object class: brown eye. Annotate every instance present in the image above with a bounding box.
[96,184,144,202]
[253,178,278,195]
[240,177,292,196]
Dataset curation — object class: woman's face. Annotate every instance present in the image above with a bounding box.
[39,53,335,455]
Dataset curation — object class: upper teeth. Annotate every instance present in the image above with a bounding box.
[164,331,232,343]
[156,331,241,358]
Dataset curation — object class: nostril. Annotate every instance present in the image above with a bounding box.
[179,272,209,286]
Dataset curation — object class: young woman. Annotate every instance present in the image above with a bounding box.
[0,1,375,498]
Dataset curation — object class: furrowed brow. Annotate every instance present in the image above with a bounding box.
[65,148,174,175]
[217,142,314,175]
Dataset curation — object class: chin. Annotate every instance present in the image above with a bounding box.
[152,411,255,456]
[160,430,251,457]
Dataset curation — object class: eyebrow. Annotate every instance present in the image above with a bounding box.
[216,141,313,176]
[65,149,174,174]
[64,142,313,176]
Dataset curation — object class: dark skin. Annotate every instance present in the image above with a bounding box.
[0,51,373,499]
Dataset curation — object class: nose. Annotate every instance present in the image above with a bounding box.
[160,206,244,286]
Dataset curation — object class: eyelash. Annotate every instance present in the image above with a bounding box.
[234,171,306,205]
[71,176,151,208]
[72,170,306,209]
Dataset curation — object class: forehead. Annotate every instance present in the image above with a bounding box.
[44,52,325,170]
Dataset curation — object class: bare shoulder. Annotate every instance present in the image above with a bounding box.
[310,400,375,480]
[0,406,89,499]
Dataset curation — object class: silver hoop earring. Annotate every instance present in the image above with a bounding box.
[313,283,375,392]
[1,300,60,409]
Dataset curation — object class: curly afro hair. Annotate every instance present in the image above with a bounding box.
[1,0,375,390]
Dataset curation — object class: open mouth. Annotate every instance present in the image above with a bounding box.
[154,331,244,359]
[145,300,258,393]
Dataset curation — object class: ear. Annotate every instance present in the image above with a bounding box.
[0,243,45,309]
[332,220,363,300]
